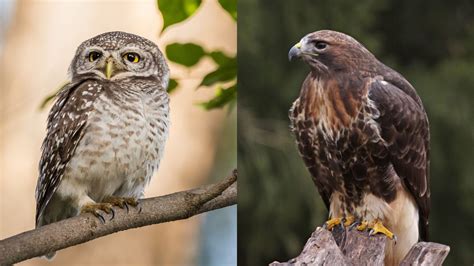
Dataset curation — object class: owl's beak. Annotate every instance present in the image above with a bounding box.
[105,58,115,79]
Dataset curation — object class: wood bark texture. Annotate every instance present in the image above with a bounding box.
[270,226,450,266]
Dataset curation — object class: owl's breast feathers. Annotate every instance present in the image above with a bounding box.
[36,78,169,225]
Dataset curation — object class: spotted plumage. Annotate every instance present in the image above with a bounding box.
[35,32,170,238]
[288,30,430,265]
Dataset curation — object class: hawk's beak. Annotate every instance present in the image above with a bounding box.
[288,42,302,61]
[105,58,115,79]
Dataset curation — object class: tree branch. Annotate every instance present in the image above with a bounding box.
[0,169,237,265]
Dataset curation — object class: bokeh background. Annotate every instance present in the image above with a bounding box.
[0,0,236,265]
[238,0,473,265]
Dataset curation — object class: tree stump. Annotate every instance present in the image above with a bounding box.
[270,227,450,266]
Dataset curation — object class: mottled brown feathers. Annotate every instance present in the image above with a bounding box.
[289,30,430,241]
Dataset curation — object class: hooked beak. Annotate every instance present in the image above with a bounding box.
[288,42,302,61]
[105,58,115,79]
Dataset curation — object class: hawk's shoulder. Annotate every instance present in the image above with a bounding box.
[367,77,430,240]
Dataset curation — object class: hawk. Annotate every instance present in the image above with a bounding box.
[35,32,170,257]
[288,30,430,265]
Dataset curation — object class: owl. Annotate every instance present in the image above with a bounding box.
[35,31,170,247]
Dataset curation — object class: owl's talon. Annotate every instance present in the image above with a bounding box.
[81,202,114,223]
[103,196,139,209]
[109,208,115,221]
[97,213,106,224]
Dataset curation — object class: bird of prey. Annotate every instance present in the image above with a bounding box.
[35,32,170,257]
[288,30,430,265]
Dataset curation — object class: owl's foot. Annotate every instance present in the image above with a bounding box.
[324,217,342,230]
[80,202,114,223]
[103,196,139,213]
[369,220,396,241]
[343,215,356,227]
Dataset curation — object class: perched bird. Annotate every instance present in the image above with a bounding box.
[35,31,170,257]
[288,30,430,265]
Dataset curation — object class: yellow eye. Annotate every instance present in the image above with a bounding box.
[88,51,101,62]
[123,52,140,63]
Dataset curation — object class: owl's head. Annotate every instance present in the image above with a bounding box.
[69,31,169,87]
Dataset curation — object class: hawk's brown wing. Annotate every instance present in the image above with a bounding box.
[35,79,102,226]
[368,79,430,240]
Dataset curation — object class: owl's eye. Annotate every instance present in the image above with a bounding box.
[88,51,102,62]
[314,41,328,50]
[123,53,140,63]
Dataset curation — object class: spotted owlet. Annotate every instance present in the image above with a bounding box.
[35,32,170,246]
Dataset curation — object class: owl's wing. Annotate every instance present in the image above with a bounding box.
[35,79,102,226]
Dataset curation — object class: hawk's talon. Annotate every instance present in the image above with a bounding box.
[348,220,360,230]
[343,215,356,227]
[324,217,342,231]
[368,220,395,240]
[356,220,369,231]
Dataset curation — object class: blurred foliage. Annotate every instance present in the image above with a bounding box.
[218,0,237,21]
[40,0,236,111]
[158,0,202,33]
[159,0,237,110]
[238,0,474,265]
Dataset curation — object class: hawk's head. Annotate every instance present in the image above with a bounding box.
[289,30,378,75]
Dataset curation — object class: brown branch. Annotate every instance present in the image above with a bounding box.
[0,169,237,265]
[270,226,450,265]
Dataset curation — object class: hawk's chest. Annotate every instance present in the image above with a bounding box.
[290,76,381,174]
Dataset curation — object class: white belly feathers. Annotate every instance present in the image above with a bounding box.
[57,88,169,203]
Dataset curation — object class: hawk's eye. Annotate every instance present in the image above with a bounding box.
[314,41,328,50]
[88,51,101,62]
[123,53,140,63]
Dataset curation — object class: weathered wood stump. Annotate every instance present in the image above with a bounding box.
[270,227,450,266]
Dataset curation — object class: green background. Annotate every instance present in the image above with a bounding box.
[238,0,474,265]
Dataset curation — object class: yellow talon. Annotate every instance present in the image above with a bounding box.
[357,220,368,231]
[343,215,356,227]
[325,217,341,230]
[369,220,395,239]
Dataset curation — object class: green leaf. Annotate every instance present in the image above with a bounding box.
[200,66,236,87]
[166,43,205,67]
[38,81,70,110]
[199,84,237,110]
[208,51,234,66]
[167,78,178,93]
[200,58,237,87]
[158,0,202,33]
[218,0,237,21]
